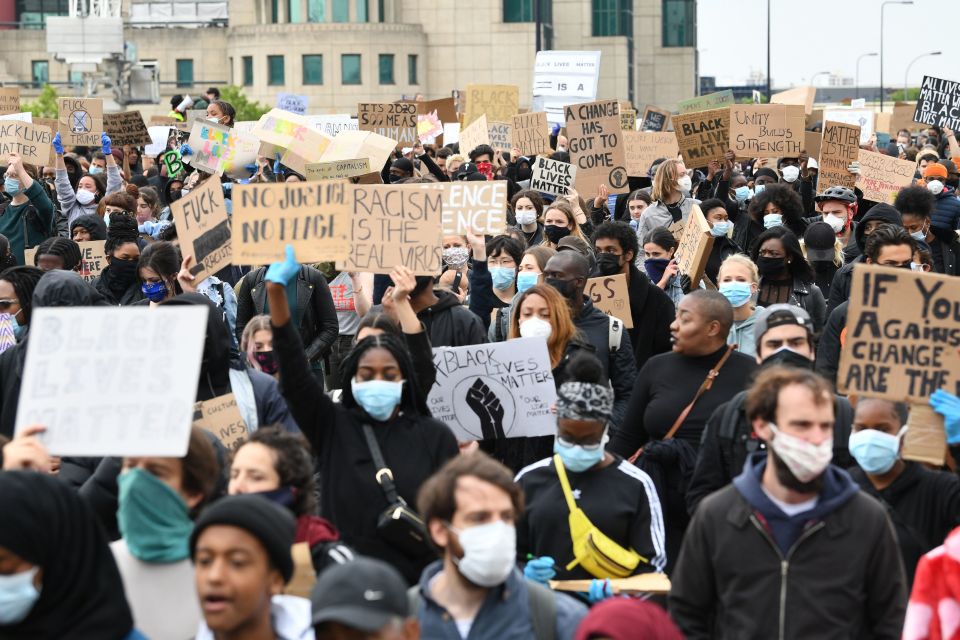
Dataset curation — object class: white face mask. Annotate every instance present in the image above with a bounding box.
[823,214,846,233]
[927,180,944,195]
[676,175,692,193]
[451,520,516,587]
[557,145,567,153]
[76,189,96,206]
[515,210,537,226]
[768,422,833,483]
[519,317,552,339]
[780,166,800,183]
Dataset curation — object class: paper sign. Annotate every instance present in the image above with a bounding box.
[730,104,804,159]
[319,130,397,174]
[585,274,632,328]
[624,131,679,177]
[0,88,21,116]
[640,105,671,132]
[74,240,107,282]
[417,97,457,145]
[676,90,734,115]
[488,121,512,155]
[914,75,960,130]
[565,99,628,196]
[458,114,491,157]
[417,111,444,143]
[145,126,172,156]
[342,184,443,275]
[0,113,32,123]
[438,181,508,235]
[464,84,519,128]
[855,150,916,204]
[276,93,309,116]
[161,150,186,178]
[171,179,231,280]
[838,264,960,403]
[620,109,637,131]
[823,108,875,145]
[219,130,260,179]
[672,107,730,166]
[186,120,231,175]
[233,181,350,264]
[512,111,550,156]
[15,306,208,457]
[0,314,14,353]
[532,50,602,125]
[149,115,179,127]
[427,337,558,441]
[673,204,714,284]
[305,158,371,181]
[442,123,460,144]
[58,97,103,147]
[803,131,822,159]
[530,156,576,197]
[307,114,358,137]
[902,404,947,466]
[771,86,817,115]
[0,121,53,166]
[279,126,332,175]
[358,102,416,145]
[817,120,860,195]
[193,393,247,452]
[252,108,314,151]
[103,111,152,147]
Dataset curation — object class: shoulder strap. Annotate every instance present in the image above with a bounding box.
[718,392,747,441]
[660,344,736,442]
[607,315,622,352]
[406,585,421,618]
[228,369,259,433]
[361,424,403,505]
[552,454,578,512]
[526,580,557,640]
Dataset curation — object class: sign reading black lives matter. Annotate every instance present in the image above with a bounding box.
[428,338,558,442]
[530,156,577,196]
[913,75,960,130]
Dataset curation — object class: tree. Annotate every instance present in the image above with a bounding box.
[22,84,59,118]
[888,88,921,102]
[218,86,270,122]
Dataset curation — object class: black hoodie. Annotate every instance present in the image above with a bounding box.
[416,288,487,347]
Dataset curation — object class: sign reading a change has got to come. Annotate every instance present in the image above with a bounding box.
[565,99,628,196]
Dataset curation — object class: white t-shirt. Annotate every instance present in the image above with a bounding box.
[761,486,819,517]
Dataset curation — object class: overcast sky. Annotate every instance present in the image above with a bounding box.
[696,0,954,89]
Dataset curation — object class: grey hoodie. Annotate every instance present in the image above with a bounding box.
[55,164,122,231]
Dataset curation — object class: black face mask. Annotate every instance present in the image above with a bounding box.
[517,165,532,181]
[756,256,787,277]
[761,347,814,371]
[544,224,571,244]
[545,276,575,299]
[596,253,623,276]
[109,258,139,288]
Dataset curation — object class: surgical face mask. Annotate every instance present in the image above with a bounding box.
[780,166,800,183]
[5,310,25,341]
[76,189,96,206]
[141,280,169,303]
[754,184,766,196]
[676,175,692,193]
[519,317,552,339]
[596,252,623,276]
[442,246,470,269]
[516,271,539,293]
[718,281,753,308]
[451,520,516,587]
[824,214,846,233]
[848,427,907,475]
[4,177,21,196]
[351,379,404,421]
[117,467,194,563]
[207,116,222,124]
[909,224,928,242]
[557,145,567,153]
[515,209,538,226]
[734,186,752,202]
[0,566,40,624]
[89,166,104,175]
[768,422,833,483]
[710,221,732,237]
[763,213,783,229]
[927,180,944,194]
[490,266,516,291]
[554,429,608,473]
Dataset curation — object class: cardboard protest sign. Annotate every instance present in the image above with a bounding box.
[640,105,671,132]
[855,150,916,204]
[32,117,58,165]
[252,108,314,151]
[438,181,508,235]
[876,112,892,137]
[186,120,231,175]
[176,109,207,132]
[673,204,714,284]
[193,393,247,452]
[565,99,628,196]
[530,155,576,197]
[234,181,350,264]
[171,178,231,281]
[0,121,53,166]
[276,93,309,115]
[914,75,960,130]
[219,130,260,180]
[512,111,549,156]
[15,306,208,457]
[305,158,371,181]
[342,184,443,275]
[427,337,558,441]
[319,130,397,175]
[623,131,679,177]
[279,126,332,175]
[458,114,491,157]
[903,404,948,466]
[531,50,602,125]
[416,97,457,145]
[672,107,730,166]
[823,108,875,145]
[803,130,822,159]
[416,111,444,143]
[75,241,106,283]
[730,104,803,159]
[486,121,512,155]
[676,90,734,115]
[464,84,520,128]
[286,543,316,599]
[620,109,637,131]
[103,111,152,147]
[0,87,20,116]
[58,97,103,147]
[358,102,416,145]
[307,114,358,137]
[149,115,179,127]
[585,274,632,328]
[817,120,860,195]
[838,264,960,403]
[771,86,817,115]
[891,101,921,133]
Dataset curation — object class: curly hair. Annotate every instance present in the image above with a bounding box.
[747,183,804,224]
[104,212,140,256]
[592,220,639,262]
[511,189,546,218]
[240,427,317,517]
[893,185,936,219]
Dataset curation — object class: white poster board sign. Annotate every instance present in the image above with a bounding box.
[307,114,358,137]
[276,93,309,115]
[532,50,602,125]
[15,306,209,457]
[823,108,875,145]
[428,338,557,442]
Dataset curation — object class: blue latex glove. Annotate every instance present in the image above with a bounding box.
[931,390,960,445]
[265,245,300,285]
[523,556,556,584]
[243,161,258,176]
[273,152,282,176]
[180,143,193,157]
[551,122,562,137]
[101,133,112,155]
[588,578,613,603]
[52,132,64,155]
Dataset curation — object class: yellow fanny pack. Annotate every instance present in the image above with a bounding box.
[553,455,646,579]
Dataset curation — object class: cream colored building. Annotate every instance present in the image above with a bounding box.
[0,0,696,115]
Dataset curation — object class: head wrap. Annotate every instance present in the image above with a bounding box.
[556,381,614,423]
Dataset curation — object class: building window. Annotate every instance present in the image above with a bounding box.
[31,60,48,88]
[378,54,394,85]
[242,56,253,86]
[662,0,695,47]
[407,54,418,85]
[268,55,285,85]
[357,0,368,21]
[378,0,384,22]
[504,0,532,21]
[288,0,302,22]
[592,0,629,36]
[341,54,361,85]
[303,55,323,85]
[270,0,279,22]
[332,0,349,21]
[307,0,325,21]
[68,69,82,87]
[176,59,194,88]
[17,0,69,28]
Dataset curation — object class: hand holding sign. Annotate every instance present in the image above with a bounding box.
[178,255,198,293]
[930,390,960,445]
[52,132,63,155]
[2,425,51,473]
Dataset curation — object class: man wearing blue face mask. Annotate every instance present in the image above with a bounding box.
[467,232,523,332]
[0,153,54,265]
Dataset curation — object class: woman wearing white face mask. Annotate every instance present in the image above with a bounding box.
[511,189,545,246]
[52,132,122,232]
[635,158,700,241]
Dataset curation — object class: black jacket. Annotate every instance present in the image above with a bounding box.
[574,297,637,428]
[90,266,144,306]
[816,301,848,387]
[417,288,487,348]
[704,235,742,285]
[624,265,675,371]
[235,265,339,366]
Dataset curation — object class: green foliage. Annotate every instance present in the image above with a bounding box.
[888,88,921,102]
[737,94,768,104]
[218,85,270,122]
[21,84,59,118]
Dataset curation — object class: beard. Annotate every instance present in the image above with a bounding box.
[769,447,824,494]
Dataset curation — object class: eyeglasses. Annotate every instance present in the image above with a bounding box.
[0,299,19,311]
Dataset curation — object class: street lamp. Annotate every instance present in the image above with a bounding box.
[855,52,878,100]
[810,71,830,87]
[881,0,914,111]
[905,51,942,100]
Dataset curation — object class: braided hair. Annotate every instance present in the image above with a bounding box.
[339,333,429,417]
[104,212,140,257]
[0,266,44,324]
[34,237,83,271]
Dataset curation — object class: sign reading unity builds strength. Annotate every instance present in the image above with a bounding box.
[913,75,960,130]
[565,99,628,196]
[0,121,53,165]
[439,181,508,235]
[103,111,152,147]
[233,181,350,264]
[672,107,730,166]
[730,105,804,158]
[464,84,520,128]
[358,102,417,146]
[342,185,443,275]
[530,156,576,196]
[512,111,550,156]
[15,306,208,457]
[171,179,231,281]
[817,120,860,195]
[855,150,916,204]
[58,97,103,147]
[428,338,558,441]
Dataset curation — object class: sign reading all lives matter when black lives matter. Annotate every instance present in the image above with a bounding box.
[565,99,629,196]
[530,156,577,197]
[913,75,960,130]
[170,179,231,282]
[428,337,558,442]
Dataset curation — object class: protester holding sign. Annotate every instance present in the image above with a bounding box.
[642,228,687,307]
[206,100,236,128]
[53,132,122,232]
[636,159,698,241]
[750,227,825,334]
[0,153,54,265]
[90,214,144,306]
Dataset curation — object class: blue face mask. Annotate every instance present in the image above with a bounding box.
[848,427,907,475]
[141,280,169,303]
[754,184,766,196]
[490,266,516,291]
[734,186,752,202]
[89,166,104,175]
[9,309,25,341]
[516,271,539,293]
[763,213,783,229]
[0,566,40,624]
[4,177,21,197]
[628,219,639,231]
[710,221,732,237]
[644,257,671,283]
[351,379,404,421]
[910,229,926,242]
[117,468,194,563]
[719,281,754,308]
[554,430,607,473]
